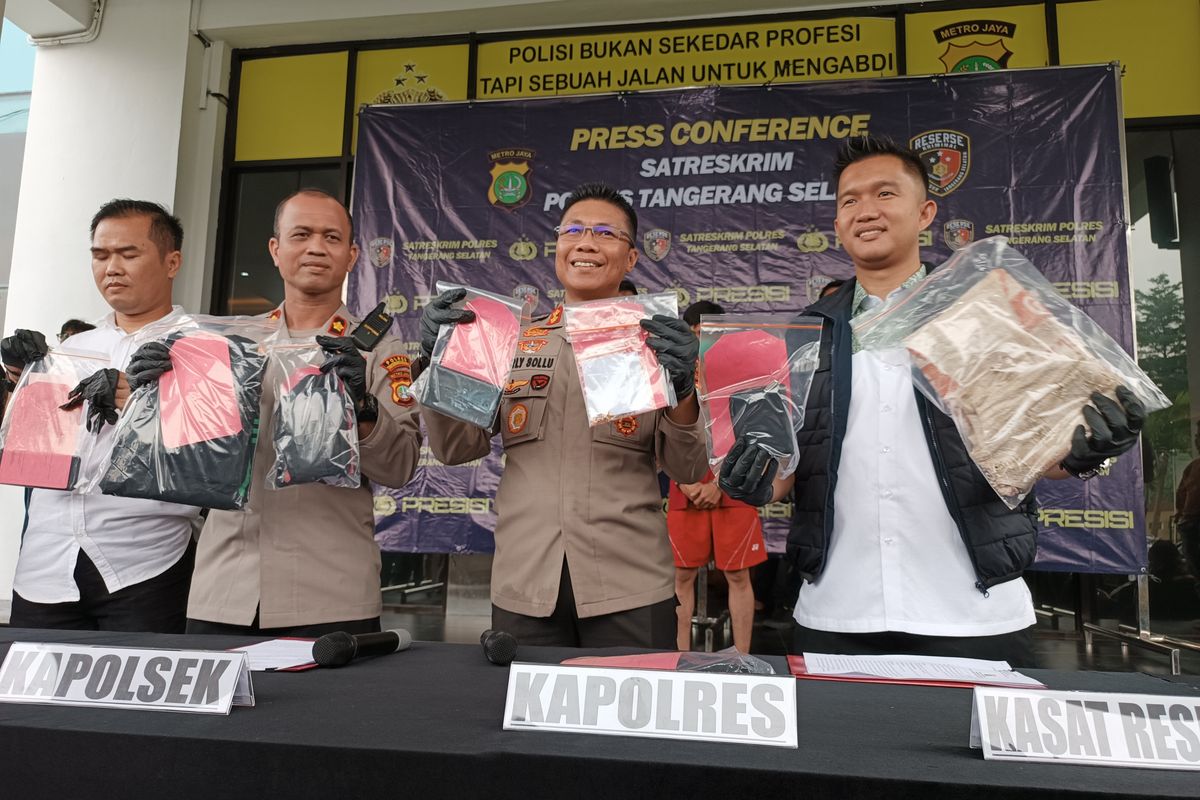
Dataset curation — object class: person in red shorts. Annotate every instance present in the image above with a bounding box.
[669,301,767,653]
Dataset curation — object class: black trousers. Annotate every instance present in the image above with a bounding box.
[792,624,1038,668]
[9,541,196,634]
[185,614,381,638]
[492,559,676,649]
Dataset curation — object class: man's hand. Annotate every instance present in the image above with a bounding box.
[419,288,476,360]
[1,329,49,372]
[693,481,724,510]
[1061,385,1146,478]
[60,368,120,432]
[639,315,699,400]
[718,436,779,507]
[126,341,173,390]
[316,335,368,408]
[678,481,704,505]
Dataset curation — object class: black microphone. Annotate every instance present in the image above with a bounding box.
[312,629,412,667]
[480,629,518,666]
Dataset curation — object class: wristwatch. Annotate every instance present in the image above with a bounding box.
[1062,457,1111,481]
[357,393,379,424]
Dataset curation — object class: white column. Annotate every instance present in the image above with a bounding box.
[0,0,200,618]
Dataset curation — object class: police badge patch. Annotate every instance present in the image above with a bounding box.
[806,274,835,303]
[381,354,415,406]
[944,219,975,250]
[910,129,971,197]
[613,416,639,437]
[368,237,394,268]
[643,229,671,262]
[488,148,535,212]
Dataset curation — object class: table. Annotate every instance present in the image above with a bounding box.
[1,629,1198,798]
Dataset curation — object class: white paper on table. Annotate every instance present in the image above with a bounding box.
[802,652,1044,687]
[230,638,317,671]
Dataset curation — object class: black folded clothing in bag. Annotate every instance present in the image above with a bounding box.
[729,387,795,461]
[101,332,265,510]
[271,368,358,488]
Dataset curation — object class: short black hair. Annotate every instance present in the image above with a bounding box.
[273,188,354,240]
[832,135,928,195]
[683,300,724,327]
[561,182,638,239]
[617,278,638,295]
[90,199,183,256]
[59,319,95,338]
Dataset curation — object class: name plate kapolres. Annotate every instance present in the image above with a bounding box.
[503,662,797,747]
[0,642,254,715]
[971,687,1200,770]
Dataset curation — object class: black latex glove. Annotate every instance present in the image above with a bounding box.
[316,335,368,408]
[718,436,780,507]
[1061,385,1147,477]
[419,288,477,359]
[1,329,49,371]
[126,341,174,391]
[639,314,699,400]
[60,368,120,432]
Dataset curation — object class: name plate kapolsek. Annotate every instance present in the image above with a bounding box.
[0,642,254,715]
[503,662,797,747]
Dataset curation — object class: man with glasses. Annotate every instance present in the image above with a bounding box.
[421,182,708,648]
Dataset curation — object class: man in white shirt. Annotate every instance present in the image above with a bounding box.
[4,199,200,632]
[719,136,1144,665]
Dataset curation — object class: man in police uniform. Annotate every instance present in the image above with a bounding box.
[422,183,708,648]
[166,188,422,636]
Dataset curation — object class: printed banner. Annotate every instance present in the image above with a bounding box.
[351,65,1145,573]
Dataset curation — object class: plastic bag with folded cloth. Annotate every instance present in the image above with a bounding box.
[852,236,1168,507]
[563,292,678,427]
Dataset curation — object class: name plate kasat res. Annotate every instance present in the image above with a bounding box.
[0,642,254,714]
[971,687,1200,771]
[503,663,797,747]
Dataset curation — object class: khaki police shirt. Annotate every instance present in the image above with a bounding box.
[425,306,708,619]
[188,304,422,628]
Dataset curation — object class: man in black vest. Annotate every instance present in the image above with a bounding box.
[720,135,1144,666]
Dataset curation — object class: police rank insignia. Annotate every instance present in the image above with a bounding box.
[910,129,971,197]
[546,305,563,326]
[381,354,415,406]
[507,403,529,434]
[488,148,535,212]
[944,219,975,250]
[327,316,348,335]
[643,229,671,262]
[368,237,394,268]
[614,416,639,437]
[519,339,549,354]
[267,308,282,321]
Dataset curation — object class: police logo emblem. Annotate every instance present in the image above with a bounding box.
[507,403,529,434]
[381,354,415,406]
[519,339,549,354]
[806,274,835,303]
[944,219,975,250]
[509,237,538,261]
[368,237,394,268]
[514,284,539,312]
[530,374,550,391]
[910,129,971,197]
[488,148,535,212]
[933,20,1016,73]
[613,416,639,437]
[643,229,671,262]
[795,230,830,254]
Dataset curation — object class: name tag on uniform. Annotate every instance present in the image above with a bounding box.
[971,687,1200,770]
[0,642,254,715]
[503,662,797,747]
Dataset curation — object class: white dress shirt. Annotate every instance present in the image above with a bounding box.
[793,337,1036,637]
[14,307,201,603]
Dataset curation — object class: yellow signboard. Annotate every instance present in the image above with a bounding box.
[476,17,897,99]
[353,45,469,152]
[1057,0,1200,119]
[235,52,348,161]
[905,4,1048,75]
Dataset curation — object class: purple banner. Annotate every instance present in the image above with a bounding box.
[352,65,1146,573]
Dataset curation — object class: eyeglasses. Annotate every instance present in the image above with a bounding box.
[554,224,634,245]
